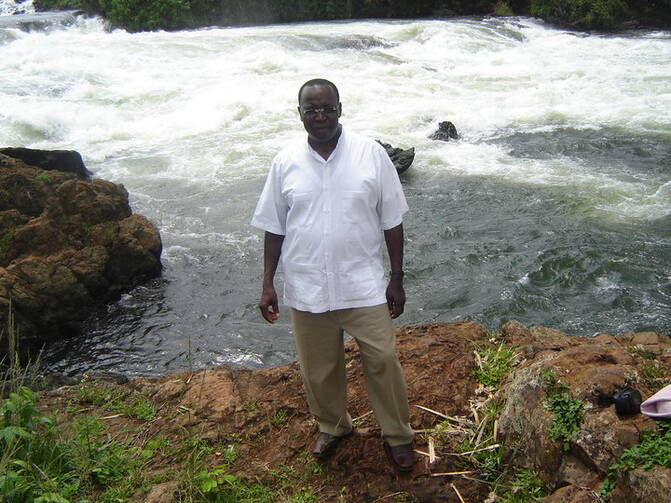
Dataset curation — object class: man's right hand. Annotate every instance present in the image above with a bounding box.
[259,285,280,323]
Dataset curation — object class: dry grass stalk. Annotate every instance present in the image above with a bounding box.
[445,444,501,456]
[451,483,467,503]
[431,470,476,477]
[428,436,436,463]
[353,410,373,422]
[415,404,472,425]
[414,449,433,459]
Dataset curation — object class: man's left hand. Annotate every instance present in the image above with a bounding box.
[386,278,405,319]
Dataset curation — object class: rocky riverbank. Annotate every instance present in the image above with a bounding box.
[37,321,671,502]
[0,149,162,359]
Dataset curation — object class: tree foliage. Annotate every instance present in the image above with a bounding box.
[33,0,671,31]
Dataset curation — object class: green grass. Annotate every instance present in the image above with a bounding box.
[474,343,518,388]
[270,408,289,427]
[499,469,547,503]
[601,421,671,498]
[0,387,142,503]
[641,361,668,391]
[542,369,585,451]
[75,380,156,420]
[0,227,14,256]
[35,173,54,183]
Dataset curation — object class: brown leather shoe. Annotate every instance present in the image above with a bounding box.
[383,442,416,472]
[312,431,351,460]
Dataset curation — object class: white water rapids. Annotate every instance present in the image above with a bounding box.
[1,4,670,375]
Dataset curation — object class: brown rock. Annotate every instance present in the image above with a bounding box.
[612,467,671,503]
[0,150,162,359]
[142,481,178,503]
[542,484,596,503]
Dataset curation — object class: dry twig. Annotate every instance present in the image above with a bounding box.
[451,483,467,503]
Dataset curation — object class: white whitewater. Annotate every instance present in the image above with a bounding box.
[1,12,669,375]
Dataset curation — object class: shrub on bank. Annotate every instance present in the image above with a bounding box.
[33,0,671,32]
[530,0,629,29]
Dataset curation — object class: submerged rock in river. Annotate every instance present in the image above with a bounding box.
[0,150,162,359]
[376,140,415,174]
[429,120,459,141]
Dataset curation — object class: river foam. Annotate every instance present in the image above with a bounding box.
[1,15,669,375]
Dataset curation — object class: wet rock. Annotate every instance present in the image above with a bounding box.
[428,120,459,141]
[1,147,91,180]
[0,151,162,360]
[375,140,415,174]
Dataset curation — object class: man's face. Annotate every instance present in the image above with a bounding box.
[298,85,342,145]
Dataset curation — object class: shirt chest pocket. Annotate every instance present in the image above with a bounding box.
[340,190,375,224]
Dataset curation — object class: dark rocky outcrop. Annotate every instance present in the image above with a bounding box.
[428,120,459,141]
[0,147,91,180]
[0,151,162,358]
[376,140,415,175]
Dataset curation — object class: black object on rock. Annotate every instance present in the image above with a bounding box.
[0,147,92,180]
[613,387,642,416]
[429,121,459,141]
[376,140,415,175]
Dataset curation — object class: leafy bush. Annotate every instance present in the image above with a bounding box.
[103,0,193,31]
[530,0,629,28]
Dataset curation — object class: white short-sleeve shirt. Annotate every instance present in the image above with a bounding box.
[251,127,409,313]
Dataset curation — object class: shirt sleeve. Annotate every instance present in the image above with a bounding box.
[375,144,409,230]
[251,156,288,235]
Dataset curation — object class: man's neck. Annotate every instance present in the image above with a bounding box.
[308,126,342,161]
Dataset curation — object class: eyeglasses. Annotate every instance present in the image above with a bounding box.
[301,106,338,118]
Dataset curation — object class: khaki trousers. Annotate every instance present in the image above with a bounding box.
[291,304,414,446]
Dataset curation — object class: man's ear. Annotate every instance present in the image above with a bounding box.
[338,103,342,117]
[297,106,302,118]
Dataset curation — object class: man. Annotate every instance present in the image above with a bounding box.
[251,78,415,472]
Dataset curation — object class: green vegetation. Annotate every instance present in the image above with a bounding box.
[455,344,546,501]
[601,421,671,498]
[0,188,10,207]
[35,173,54,183]
[0,297,318,503]
[270,408,289,427]
[473,343,518,388]
[0,384,321,502]
[0,386,139,502]
[0,227,14,257]
[542,369,586,451]
[499,469,547,503]
[642,361,669,390]
[34,0,671,31]
[75,379,156,420]
[494,0,515,16]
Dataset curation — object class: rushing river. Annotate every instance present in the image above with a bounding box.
[1,2,670,376]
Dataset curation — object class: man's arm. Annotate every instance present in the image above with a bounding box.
[384,223,405,319]
[259,231,285,323]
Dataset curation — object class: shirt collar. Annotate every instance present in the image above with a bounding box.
[305,126,346,163]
